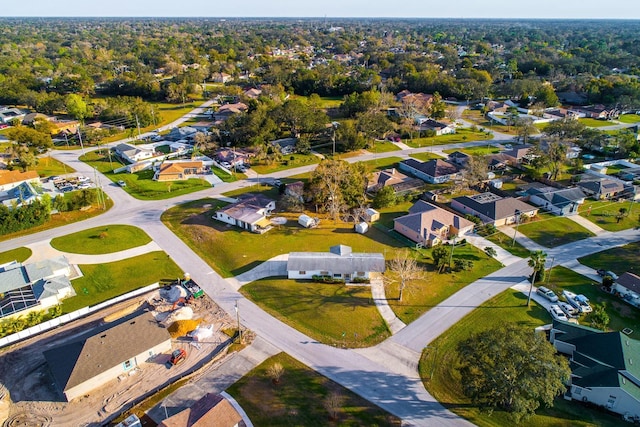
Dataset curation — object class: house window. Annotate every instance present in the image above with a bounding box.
[607,395,617,408]
[333,274,342,278]
[123,359,133,371]
[320,271,329,275]
[357,272,365,277]
[299,271,306,275]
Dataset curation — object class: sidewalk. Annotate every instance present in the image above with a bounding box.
[370,278,406,334]
[498,225,547,252]
[566,214,606,235]
[465,233,522,266]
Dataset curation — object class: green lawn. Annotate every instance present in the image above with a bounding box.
[604,163,630,175]
[162,199,405,278]
[517,213,595,247]
[579,199,639,231]
[403,128,493,149]
[61,251,183,313]
[222,184,282,199]
[420,288,624,427]
[480,229,531,258]
[386,242,503,324]
[0,247,32,264]
[408,152,444,162]
[241,278,390,347]
[227,352,401,426]
[80,150,212,200]
[358,156,404,172]
[545,266,640,340]
[50,225,152,255]
[31,156,75,176]
[368,140,401,153]
[579,241,640,279]
[250,153,320,175]
[443,145,500,156]
[578,118,612,128]
[618,114,640,124]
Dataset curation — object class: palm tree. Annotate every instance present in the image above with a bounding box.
[527,250,548,306]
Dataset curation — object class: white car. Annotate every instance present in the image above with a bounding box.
[558,302,579,317]
[536,286,559,302]
[548,304,569,322]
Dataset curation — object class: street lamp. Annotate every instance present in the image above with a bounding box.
[234,301,242,343]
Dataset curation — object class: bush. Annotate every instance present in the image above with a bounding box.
[311,275,346,284]
[351,277,370,284]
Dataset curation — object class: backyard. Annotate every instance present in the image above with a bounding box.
[578,241,640,278]
[50,225,152,255]
[61,251,183,313]
[226,352,401,426]
[420,288,624,427]
[241,278,390,347]
[579,199,639,231]
[516,213,595,247]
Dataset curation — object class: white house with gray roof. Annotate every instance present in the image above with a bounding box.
[0,257,75,318]
[287,245,385,282]
[523,185,587,216]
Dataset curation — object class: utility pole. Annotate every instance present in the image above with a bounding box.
[234,301,242,343]
[546,256,555,285]
[511,210,520,247]
[135,114,141,139]
[77,127,86,157]
[63,132,70,148]
[448,236,456,268]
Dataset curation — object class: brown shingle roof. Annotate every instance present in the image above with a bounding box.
[0,170,39,186]
[159,393,243,427]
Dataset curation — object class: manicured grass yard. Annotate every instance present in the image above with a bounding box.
[50,225,152,255]
[250,153,320,175]
[61,251,183,313]
[30,155,75,176]
[386,242,503,324]
[517,213,595,247]
[480,229,531,258]
[408,152,444,162]
[227,352,401,426]
[420,288,624,427]
[604,163,630,175]
[443,145,500,156]
[403,128,493,149]
[579,199,639,231]
[618,114,640,124]
[242,278,390,347]
[579,118,612,128]
[358,156,404,172]
[368,140,401,153]
[80,150,212,200]
[162,199,404,277]
[579,241,640,279]
[0,247,32,264]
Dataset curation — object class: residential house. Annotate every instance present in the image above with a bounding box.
[212,72,232,83]
[500,144,534,165]
[447,151,471,167]
[287,245,385,281]
[612,272,640,302]
[114,143,155,164]
[394,200,475,247]
[158,393,244,427]
[418,119,455,136]
[577,176,626,200]
[367,168,424,194]
[270,137,297,155]
[165,126,198,142]
[0,181,40,208]
[486,154,508,171]
[21,112,51,126]
[213,194,275,233]
[396,90,433,110]
[0,107,27,124]
[522,185,587,216]
[451,192,539,226]
[0,257,75,319]
[155,160,205,182]
[398,158,460,184]
[243,88,262,99]
[189,121,214,133]
[213,103,249,123]
[0,170,40,192]
[215,149,250,167]
[549,320,640,419]
[44,312,172,401]
[575,105,618,120]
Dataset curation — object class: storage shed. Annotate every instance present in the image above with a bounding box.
[355,222,369,234]
[363,208,380,222]
[298,214,316,228]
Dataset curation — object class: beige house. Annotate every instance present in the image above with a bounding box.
[0,170,40,192]
[44,312,172,401]
[394,200,475,247]
[155,160,205,182]
[451,193,538,226]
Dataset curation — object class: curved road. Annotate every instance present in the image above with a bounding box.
[5,103,639,426]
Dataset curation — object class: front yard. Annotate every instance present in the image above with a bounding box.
[250,153,320,175]
[30,155,75,176]
[420,288,624,427]
[61,251,183,313]
[579,199,639,231]
[241,278,390,347]
[403,128,493,149]
[227,352,401,426]
[516,213,596,247]
[578,241,640,279]
[0,247,32,264]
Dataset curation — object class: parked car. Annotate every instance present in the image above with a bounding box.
[536,286,559,302]
[169,348,187,366]
[548,304,569,322]
[596,269,618,280]
[558,301,579,317]
[117,180,127,187]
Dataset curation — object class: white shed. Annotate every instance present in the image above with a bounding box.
[363,208,380,222]
[298,214,315,228]
[355,222,369,234]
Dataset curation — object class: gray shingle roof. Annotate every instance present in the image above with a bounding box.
[0,257,69,294]
[400,158,459,178]
[453,193,537,221]
[288,246,385,274]
[44,312,171,393]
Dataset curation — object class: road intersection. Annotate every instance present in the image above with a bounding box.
[5,103,640,426]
